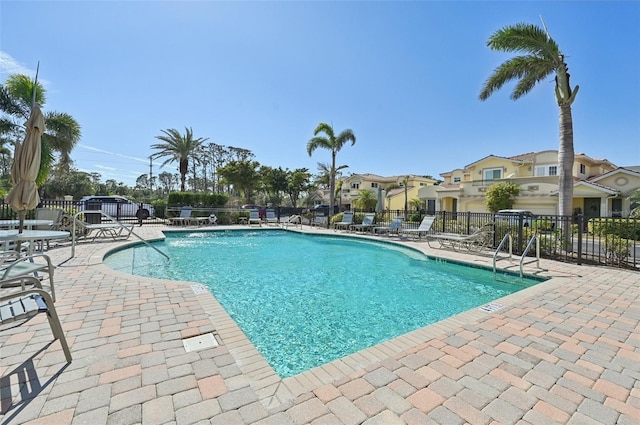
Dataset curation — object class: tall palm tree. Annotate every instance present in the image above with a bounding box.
[307,123,356,221]
[151,127,208,192]
[479,22,579,217]
[0,74,82,181]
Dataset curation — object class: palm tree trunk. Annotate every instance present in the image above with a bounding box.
[558,104,574,217]
[329,152,336,228]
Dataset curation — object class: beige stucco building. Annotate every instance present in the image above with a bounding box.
[437,150,640,217]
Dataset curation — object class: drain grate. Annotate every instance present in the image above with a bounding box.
[182,333,219,352]
[479,302,504,313]
[191,284,208,295]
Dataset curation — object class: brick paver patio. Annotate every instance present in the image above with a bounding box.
[1,224,639,424]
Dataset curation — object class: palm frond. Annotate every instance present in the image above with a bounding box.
[488,23,561,63]
[480,56,554,100]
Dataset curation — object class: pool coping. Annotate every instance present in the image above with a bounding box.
[104,226,567,411]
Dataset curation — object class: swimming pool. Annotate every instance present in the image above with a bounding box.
[105,229,543,377]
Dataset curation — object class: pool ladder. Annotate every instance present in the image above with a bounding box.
[493,233,540,278]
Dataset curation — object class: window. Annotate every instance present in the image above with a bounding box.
[579,163,586,174]
[483,168,502,181]
[453,177,461,183]
[351,183,359,189]
[371,182,378,188]
[535,164,559,176]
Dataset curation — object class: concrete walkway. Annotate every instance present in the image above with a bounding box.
[1,224,639,424]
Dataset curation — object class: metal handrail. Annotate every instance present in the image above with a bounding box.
[70,211,169,261]
[493,233,513,276]
[519,235,540,278]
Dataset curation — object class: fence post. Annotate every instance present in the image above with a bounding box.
[577,214,583,265]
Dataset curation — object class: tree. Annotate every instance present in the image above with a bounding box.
[354,189,377,211]
[261,166,288,206]
[0,74,82,180]
[218,160,261,203]
[410,198,423,211]
[402,176,409,219]
[485,182,520,213]
[479,22,578,217]
[151,127,208,192]
[307,123,356,222]
[286,168,311,208]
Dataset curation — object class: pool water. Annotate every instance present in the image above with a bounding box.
[105,230,542,377]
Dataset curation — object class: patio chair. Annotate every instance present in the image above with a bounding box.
[427,223,495,252]
[208,214,218,225]
[265,209,278,225]
[0,276,72,363]
[310,213,327,227]
[334,212,354,231]
[349,213,376,233]
[0,253,56,302]
[248,210,262,226]
[167,206,193,226]
[34,208,64,250]
[399,216,435,240]
[373,216,404,236]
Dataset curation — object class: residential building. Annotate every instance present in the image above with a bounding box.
[336,173,438,211]
[436,150,640,217]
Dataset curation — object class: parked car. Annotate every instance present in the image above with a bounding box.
[311,204,338,215]
[494,209,535,227]
[78,196,155,219]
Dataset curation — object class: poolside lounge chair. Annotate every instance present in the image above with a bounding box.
[349,213,376,233]
[208,214,218,225]
[248,210,262,226]
[34,208,64,250]
[265,209,278,225]
[0,254,56,302]
[0,276,71,363]
[427,223,495,252]
[373,216,404,236]
[310,213,327,227]
[399,216,435,240]
[167,206,193,226]
[334,212,354,231]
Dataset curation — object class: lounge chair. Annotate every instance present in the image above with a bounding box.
[399,216,435,240]
[208,214,218,225]
[0,276,71,363]
[334,212,354,231]
[0,254,56,302]
[167,206,193,226]
[311,213,327,227]
[373,217,404,236]
[349,213,376,233]
[265,209,278,225]
[34,208,64,250]
[248,210,262,226]
[427,223,495,252]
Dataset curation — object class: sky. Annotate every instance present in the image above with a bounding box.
[1,1,639,187]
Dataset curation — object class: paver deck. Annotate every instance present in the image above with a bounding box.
[1,223,639,424]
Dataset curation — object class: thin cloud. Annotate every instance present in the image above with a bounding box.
[0,52,49,85]
[78,144,149,164]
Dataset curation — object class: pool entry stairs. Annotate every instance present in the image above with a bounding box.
[493,233,541,278]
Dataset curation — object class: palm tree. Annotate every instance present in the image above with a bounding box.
[151,127,208,192]
[307,123,356,221]
[479,22,578,217]
[0,74,82,181]
[402,176,409,219]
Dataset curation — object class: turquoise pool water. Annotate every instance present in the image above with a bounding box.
[105,229,542,377]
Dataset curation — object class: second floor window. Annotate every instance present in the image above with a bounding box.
[351,183,360,189]
[484,168,502,181]
[371,182,378,188]
[535,164,559,176]
[579,163,586,174]
[453,177,461,183]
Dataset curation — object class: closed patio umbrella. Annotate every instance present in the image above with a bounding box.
[6,103,44,233]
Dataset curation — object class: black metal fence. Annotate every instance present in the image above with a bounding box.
[2,201,637,270]
[358,209,639,270]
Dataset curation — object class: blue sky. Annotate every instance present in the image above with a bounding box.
[1,1,639,187]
